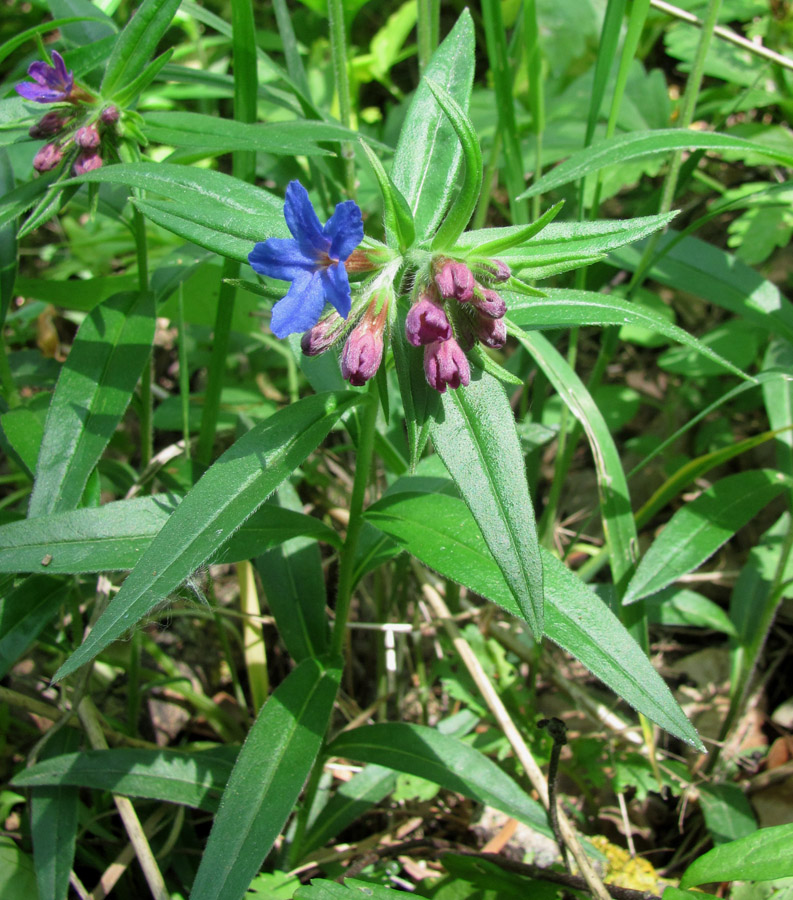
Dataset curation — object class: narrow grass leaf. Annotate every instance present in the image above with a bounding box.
[13,747,237,813]
[29,291,156,517]
[459,201,563,258]
[519,130,793,200]
[624,470,791,605]
[53,392,366,682]
[364,490,702,748]
[101,0,182,97]
[190,657,341,900]
[430,370,544,637]
[391,10,475,241]
[326,723,552,836]
[609,233,793,346]
[680,823,793,886]
[506,289,751,380]
[30,730,80,900]
[514,331,637,595]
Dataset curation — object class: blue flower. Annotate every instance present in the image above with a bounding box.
[249,181,363,339]
[16,51,74,104]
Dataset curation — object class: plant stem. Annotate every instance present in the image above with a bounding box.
[331,386,379,657]
[328,0,356,198]
[130,205,153,468]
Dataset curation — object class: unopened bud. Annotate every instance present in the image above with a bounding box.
[472,287,506,319]
[301,312,344,356]
[405,292,452,346]
[75,123,101,149]
[423,338,470,394]
[472,259,511,284]
[73,151,103,175]
[340,301,387,386]
[475,315,507,349]
[33,143,63,172]
[100,105,120,124]
[435,260,475,303]
[29,111,68,139]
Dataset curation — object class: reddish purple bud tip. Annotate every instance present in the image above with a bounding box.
[33,143,63,172]
[472,287,506,319]
[435,260,475,303]
[476,315,507,349]
[100,105,120,124]
[341,327,384,386]
[75,123,101,149]
[301,312,344,356]
[29,110,68,139]
[405,292,452,346]
[474,258,511,283]
[73,151,103,175]
[423,338,471,394]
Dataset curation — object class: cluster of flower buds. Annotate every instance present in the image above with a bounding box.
[405,256,510,393]
[300,288,391,388]
[17,50,119,175]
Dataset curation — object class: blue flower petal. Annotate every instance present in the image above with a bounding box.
[325,200,364,261]
[320,262,352,319]
[269,271,327,338]
[249,237,315,281]
[283,181,328,259]
[16,83,59,102]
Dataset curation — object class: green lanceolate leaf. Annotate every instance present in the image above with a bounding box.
[0,150,17,327]
[506,289,752,381]
[0,576,71,679]
[0,495,341,575]
[624,470,792,605]
[457,214,676,277]
[112,49,174,109]
[680,823,793,887]
[28,291,156,517]
[299,764,397,857]
[101,0,183,98]
[458,201,564,258]
[190,657,341,900]
[425,77,482,250]
[518,129,793,200]
[391,10,475,242]
[363,490,702,749]
[53,392,366,682]
[13,747,236,813]
[514,331,638,597]
[358,139,414,252]
[67,163,288,263]
[430,370,544,638]
[30,730,80,900]
[326,723,552,837]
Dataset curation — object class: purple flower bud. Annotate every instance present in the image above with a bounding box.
[473,259,511,284]
[475,315,507,349]
[29,111,68,138]
[405,292,452,346]
[341,302,387,386]
[301,312,344,356]
[435,260,475,303]
[100,105,120,125]
[423,338,471,394]
[472,287,506,319]
[75,123,101,149]
[73,151,103,175]
[33,143,63,173]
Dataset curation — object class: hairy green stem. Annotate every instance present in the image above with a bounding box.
[328,0,356,198]
[331,387,379,657]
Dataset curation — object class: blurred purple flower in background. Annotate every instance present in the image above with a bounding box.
[16,51,74,104]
